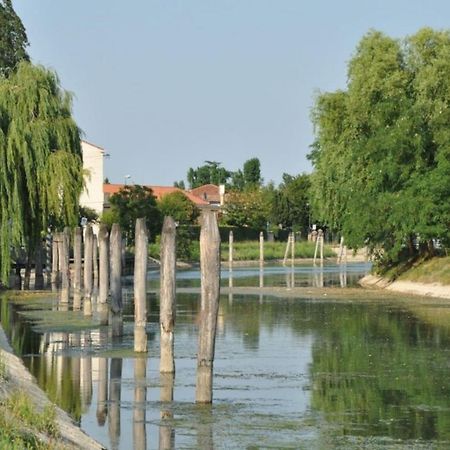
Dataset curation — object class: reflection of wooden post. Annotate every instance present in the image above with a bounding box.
[228,230,233,266]
[97,357,108,426]
[196,211,221,404]
[160,217,176,373]
[259,231,264,264]
[51,232,59,289]
[80,353,93,411]
[74,227,82,294]
[134,218,148,353]
[93,234,99,291]
[133,357,147,450]
[109,358,122,450]
[60,227,70,303]
[159,373,175,449]
[98,225,109,304]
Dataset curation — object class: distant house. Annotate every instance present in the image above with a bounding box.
[79,140,105,216]
[103,184,210,210]
[189,184,223,206]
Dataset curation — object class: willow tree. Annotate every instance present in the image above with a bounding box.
[310,28,450,268]
[0,62,83,283]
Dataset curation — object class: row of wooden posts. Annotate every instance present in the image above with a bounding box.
[49,211,221,403]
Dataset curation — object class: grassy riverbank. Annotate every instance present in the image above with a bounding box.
[149,239,335,262]
[381,256,450,284]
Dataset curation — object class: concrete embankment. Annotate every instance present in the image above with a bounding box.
[360,274,450,300]
[0,324,104,449]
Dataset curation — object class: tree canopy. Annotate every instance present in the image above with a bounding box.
[107,185,161,244]
[0,0,29,77]
[310,28,450,267]
[158,190,199,224]
[0,62,83,282]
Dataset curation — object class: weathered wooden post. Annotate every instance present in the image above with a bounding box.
[134,218,148,353]
[73,227,82,294]
[318,229,324,266]
[259,231,264,264]
[160,216,176,373]
[60,227,70,303]
[34,239,44,290]
[93,234,99,292]
[84,225,94,298]
[84,225,94,316]
[291,231,295,265]
[196,210,221,404]
[337,236,344,264]
[98,224,109,324]
[228,230,233,266]
[45,230,52,287]
[51,232,59,290]
[313,232,320,266]
[283,232,291,266]
[110,224,123,336]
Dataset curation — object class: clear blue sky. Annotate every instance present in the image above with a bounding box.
[14,0,450,187]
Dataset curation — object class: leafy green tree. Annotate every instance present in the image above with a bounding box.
[158,191,199,224]
[310,28,450,268]
[187,161,231,188]
[222,189,271,229]
[0,0,29,76]
[108,185,161,244]
[0,62,83,283]
[173,180,185,190]
[271,173,311,234]
[243,157,262,188]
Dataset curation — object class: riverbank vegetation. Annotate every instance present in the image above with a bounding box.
[383,256,450,284]
[149,239,334,262]
[310,28,450,273]
[0,1,83,285]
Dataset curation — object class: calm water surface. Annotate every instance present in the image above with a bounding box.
[1,263,450,449]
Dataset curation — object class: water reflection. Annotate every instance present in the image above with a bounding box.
[133,358,147,450]
[2,263,450,448]
[159,373,175,450]
[109,358,122,450]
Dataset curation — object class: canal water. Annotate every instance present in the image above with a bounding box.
[1,263,450,449]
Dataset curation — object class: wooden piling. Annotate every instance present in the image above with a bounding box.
[51,232,59,289]
[291,231,295,264]
[134,218,148,353]
[160,216,176,373]
[34,239,44,290]
[259,231,264,264]
[93,234,99,291]
[84,225,94,300]
[73,228,82,294]
[196,211,221,404]
[60,228,70,303]
[110,224,123,315]
[98,224,109,304]
[228,230,233,267]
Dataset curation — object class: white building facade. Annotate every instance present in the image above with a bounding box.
[79,140,105,216]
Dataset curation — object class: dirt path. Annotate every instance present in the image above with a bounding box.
[360,274,450,299]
